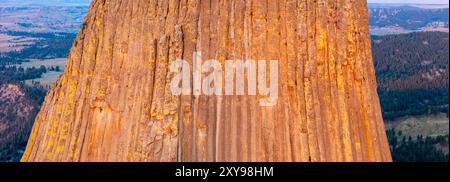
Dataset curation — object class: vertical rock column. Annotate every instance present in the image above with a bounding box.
[22,0,392,162]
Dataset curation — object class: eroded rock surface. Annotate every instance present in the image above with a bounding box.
[22,0,392,162]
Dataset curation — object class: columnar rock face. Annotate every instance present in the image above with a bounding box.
[22,0,392,162]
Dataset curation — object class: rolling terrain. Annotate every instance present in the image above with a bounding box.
[368,4,449,35]
[0,5,87,33]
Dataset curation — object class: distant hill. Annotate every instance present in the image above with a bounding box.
[369,3,449,9]
[0,6,87,33]
[372,32,449,90]
[0,83,42,162]
[368,4,449,35]
[0,0,91,6]
[372,31,449,120]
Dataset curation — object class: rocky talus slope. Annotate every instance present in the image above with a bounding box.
[22,0,392,162]
[1,84,35,161]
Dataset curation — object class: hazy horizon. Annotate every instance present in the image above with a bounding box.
[368,0,449,4]
[0,0,448,6]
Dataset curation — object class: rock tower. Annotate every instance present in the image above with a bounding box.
[22,0,392,162]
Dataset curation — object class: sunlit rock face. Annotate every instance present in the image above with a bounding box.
[22,0,392,162]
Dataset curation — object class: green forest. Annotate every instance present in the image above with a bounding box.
[372,32,449,120]
[372,32,449,162]
[1,31,76,64]
[387,129,448,162]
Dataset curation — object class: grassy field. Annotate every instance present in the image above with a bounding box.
[370,26,413,36]
[385,113,449,137]
[18,58,66,69]
[16,58,66,87]
[0,33,39,52]
[24,71,63,87]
